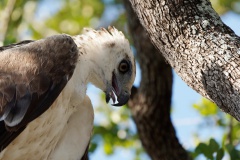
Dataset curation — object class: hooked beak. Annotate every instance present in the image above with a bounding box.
[105,73,130,106]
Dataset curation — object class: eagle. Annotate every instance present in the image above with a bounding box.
[0,27,136,160]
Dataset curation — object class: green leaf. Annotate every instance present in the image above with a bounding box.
[195,143,213,159]
[104,143,114,155]
[89,142,98,153]
[211,0,240,14]
[209,138,219,152]
[216,148,224,160]
[193,98,218,116]
[226,144,240,160]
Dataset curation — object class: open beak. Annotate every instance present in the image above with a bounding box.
[105,73,130,106]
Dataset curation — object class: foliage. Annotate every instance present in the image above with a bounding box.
[193,98,218,116]
[0,0,104,44]
[211,0,240,15]
[192,138,224,160]
[41,0,104,37]
[0,0,39,44]
[192,98,240,160]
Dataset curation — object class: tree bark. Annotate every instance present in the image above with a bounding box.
[123,1,191,159]
[128,0,240,121]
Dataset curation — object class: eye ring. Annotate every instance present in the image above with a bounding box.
[119,60,129,73]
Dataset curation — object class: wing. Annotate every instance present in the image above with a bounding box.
[0,34,78,150]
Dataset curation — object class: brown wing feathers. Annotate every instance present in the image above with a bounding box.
[0,35,78,150]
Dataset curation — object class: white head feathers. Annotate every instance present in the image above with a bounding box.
[74,26,126,44]
[72,26,136,106]
[73,26,130,56]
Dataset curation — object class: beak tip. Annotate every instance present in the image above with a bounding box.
[105,89,130,107]
[112,94,130,107]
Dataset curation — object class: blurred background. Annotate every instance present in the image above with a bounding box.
[0,0,240,159]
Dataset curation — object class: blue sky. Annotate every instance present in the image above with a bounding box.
[35,1,240,159]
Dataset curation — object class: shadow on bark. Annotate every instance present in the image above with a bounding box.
[201,64,240,120]
[123,0,191,159]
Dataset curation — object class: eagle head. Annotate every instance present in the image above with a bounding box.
[74,26,136,106]
[104,42,136,106]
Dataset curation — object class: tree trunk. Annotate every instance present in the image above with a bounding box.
[128,0,240,121]
[123,1,191,159]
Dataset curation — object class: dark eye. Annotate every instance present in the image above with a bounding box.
[119,60,129,73]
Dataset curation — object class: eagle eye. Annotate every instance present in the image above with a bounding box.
[119,60,129,73]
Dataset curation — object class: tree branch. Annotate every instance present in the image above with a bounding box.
[128,0,240,121]
[124,0,191,159]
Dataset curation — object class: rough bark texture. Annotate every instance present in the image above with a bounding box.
[123,1,191,159]
[128,0,240,121]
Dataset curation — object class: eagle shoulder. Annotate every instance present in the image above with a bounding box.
[0,34,79,150]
